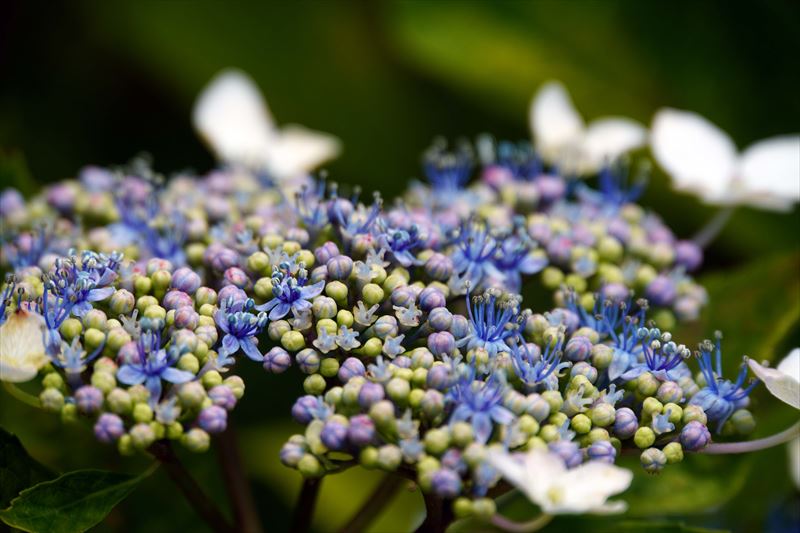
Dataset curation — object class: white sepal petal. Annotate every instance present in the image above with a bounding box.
[0,310,47,383]
[266,125,341,180]
[747,349,800,410]
[530,81,585,165]
[581,117,648,173]
[738,135,800,212]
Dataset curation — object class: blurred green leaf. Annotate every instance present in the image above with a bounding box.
[0,468,149,533]
[240,424,425,532]
[0,427,55,509]
[0,150,36,197]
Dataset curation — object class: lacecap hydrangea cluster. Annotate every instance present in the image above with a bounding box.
[0,141,754,517]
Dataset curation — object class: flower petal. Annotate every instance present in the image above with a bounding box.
[748,355,800,410]
[239,337,264,362]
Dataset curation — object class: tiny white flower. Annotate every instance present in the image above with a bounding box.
[193,69,341,180]
[651,108,800,211]
[488,448,632,515]
[530,81,647,175]
[747,348,800,410]
[0,309,48,383]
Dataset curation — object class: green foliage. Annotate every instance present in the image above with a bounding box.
[0,427,55,509]
[0,469,149,533]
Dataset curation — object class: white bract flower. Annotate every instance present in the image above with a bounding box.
[193,69,341,180]
[651,109,800,211]
[0,309,47,383]
[488,448,632,514]
[530,81,647,175]
[747,348,800,410]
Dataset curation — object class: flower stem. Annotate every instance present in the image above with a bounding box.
[490,513,553,533]
[148,440,235,533]
[702,421,800,454]
[415,493,454,533]
[217,425,263,533]
[290,477,322,533]
[2,381,41,409]
[692,206,735,249]
[340,473,405,533]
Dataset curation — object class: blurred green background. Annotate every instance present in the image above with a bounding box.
[1,1,799,532]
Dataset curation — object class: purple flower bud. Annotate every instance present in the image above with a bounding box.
[280,441,305,467]
[548,440,582,468]
[646,275,677,306]
[315,242,340,266]
[680,420,711,451]
[174,305,199,330]
[0,188,24,216]
[296,349,321,374]
[547,236,573,266]
[450,315,470,340]
[195,325,219,347]
[117,341,141,365]
[163,290,193,311]
[607,218,631,242]
[209,385,237,410]
[657,381,684,403]
[427,331,456,357]
[287,227,309,245]
[570,362,598,383]
[171,267,201,294]
[674,240,703,272]
[431,468,462,499]
[198,405,228,434]
[321,420,349,451]
[347,414,376,447]
[263,347,292,374]
[372,316,398,339]
[587,440,616,463]
[338,357,366,382]
[418,287,445,312]
[393,355,412,368]
[75,386,104,414]
[390,286,417,308]
[536,175,567,203]
[427,307,453,332]
[147,258,174,275]
[223,267,250,289]
[46,183,76,213]
[564,336,592,362]
[326,255,354,280]
[218,285,248,307]
[426,365,451,390]
[441,449,466,474]
[421,389,445,418]
[358,382,385,409]
[291,395,319,424]
[195,287,217,307]
[424,253,454,281]
[94,413,125,443]
[600,283,629,304]
[209,247,239,273]
[614,407,639,439]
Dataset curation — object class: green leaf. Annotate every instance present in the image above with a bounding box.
[0,427,55,509]
[0,468,149,533]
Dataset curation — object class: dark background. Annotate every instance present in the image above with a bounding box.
[1,2,799,532]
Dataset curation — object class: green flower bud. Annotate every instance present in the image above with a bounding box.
[451,421,475,448]
[369,400,396,428]
[109,289,136,315]
[472,498,496,521]
[107,388,133,414]
[573,326,600,344]
[107,327,132,352]
[202,370,223,388]
[42,372,64,390]
[382,274,406,293]
[197,315,215,328]
[312,297,338,319]
[133,402,154,423]
[82,309,108,331]
[254,278,274,303]
[634,427,656,449]
[337,309,354,328]
[408,388,425,409]
[177,354,200,374]
[411,368,428,389]
[186,243,205,265]
[198,304,216,318]
[424,428,450,455]
[247,251,271,275]
[304,374,327,395]
[341,379,363,407]
[261,233,284,249]
[281,330,306,352]
[590,403,616,427]
[588,428,610,443]
[642,397,663,417]
[150,421,166,440]
[635,264,657,288]
[591,344,614,369]
[549,412,568,428]
[663,403,683,424]
[361,337,383,357]
[40,387,65,412]
[539,424,559,443]
[283,241,301,256]
[143,304,167,321]
[326,281,348,303]
[319,357,340,378]
[128,384,150,404]
[564,274,587,293]
[182,428,211,453]
[386,378,411,405]
[315,318,337,337]
[462,442,486,467]
[136,295,158,313]
[518,414,540,436]
[166,422,184,440]
[59,318,83,341]
[637,373,660,398]
[541,267,564,289]
[663,442,684,464]
[91,371,116,394]
[730,409,756,435]
[360,446,379,469]
[61,403,78,424]
[179,381,206,408]
[466,347,490,368]
[597,235,623,262]
[134,275,152,296]
[82,327,105,351]
[362,283,385,306]
[268,320,291,341]
[377,445,402,471]
[453,497,474,519]
[541,390,564,413]
[571,413,592,434]
[682,404,707,425]
[118,434,135,456]
[130,423,156,450]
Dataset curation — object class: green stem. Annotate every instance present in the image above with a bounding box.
[217,425,263,533]
[692,206,735,249]
[2,381,42,408]
[290,477,322,533]
[490,513,553,532]
[702,421,800,454]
